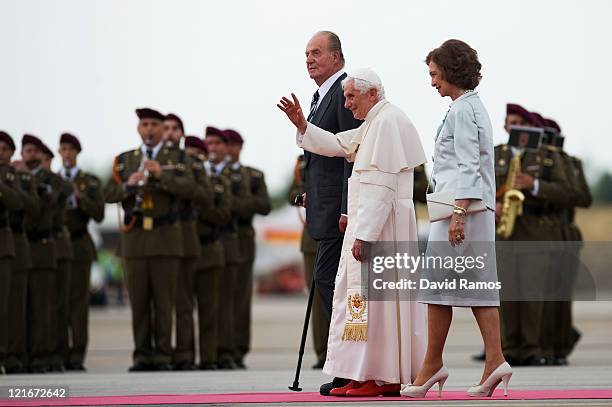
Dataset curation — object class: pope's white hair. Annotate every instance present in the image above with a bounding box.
[341,76,386,101]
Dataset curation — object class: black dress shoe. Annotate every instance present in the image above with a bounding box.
[503,355,521,367]
[234,360,247,369]
[173,361,196,371]
[28,366,47,374]
[198,362,218,370]
[5,366,28,374]
[49,364,65,373]
[312,359,325,369]
[65,362,86,371]
[522,355,546,366]
[217,360,236,370]
[472,350,486,362]
[553,356,568,366]
[128,362,156,372]
[156,363,172,371]
[320,377,350,396]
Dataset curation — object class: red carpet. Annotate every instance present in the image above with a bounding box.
[1,389,611,406]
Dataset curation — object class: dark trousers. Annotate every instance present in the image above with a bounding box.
[174,257,197,364]
[0,258,12,368]
[313,237,343,318]
[125,257,178,365]
[196,265,221,364]
[499,251,548,362]
[49,259,71,367]
[234,235,255,362]
[67,260,92,365]
[5,269,27,371]
[304,251,329,363]
[27,268,53,368]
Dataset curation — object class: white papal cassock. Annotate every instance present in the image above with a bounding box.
[297,98,428,384]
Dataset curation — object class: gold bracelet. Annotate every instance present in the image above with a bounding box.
[453,206,467,216]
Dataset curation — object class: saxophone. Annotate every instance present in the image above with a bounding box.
[496,152,525,238]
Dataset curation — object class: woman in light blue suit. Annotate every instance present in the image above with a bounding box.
[402,40,512,398]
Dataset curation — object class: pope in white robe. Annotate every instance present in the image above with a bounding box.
[279,68,427,396]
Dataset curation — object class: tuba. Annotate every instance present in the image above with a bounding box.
[496,152,525,238]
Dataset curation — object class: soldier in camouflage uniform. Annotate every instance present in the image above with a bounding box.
[162,115,213,370]
[204,126,252,369]
[4,135,39,374]
[40,143,74,372]
[21,135,60,373]
[495,105,571,366]
[0,132,23,374]
[104,108,195,371]
[225,129,271,369]
[58,133,105,371]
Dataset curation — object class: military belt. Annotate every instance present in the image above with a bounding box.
[27,229,52,242]
[523,203,553,216]
[10,223,23,233]
[199,233,220,245]
[127,212,178,229]
[70,227,89,240]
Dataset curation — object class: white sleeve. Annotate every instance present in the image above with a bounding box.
[296,122,354,158]
[353,170,395,242]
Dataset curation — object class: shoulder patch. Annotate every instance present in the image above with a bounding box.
[543,158,554,166]
[250,168,263,178]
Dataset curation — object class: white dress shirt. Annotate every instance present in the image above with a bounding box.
[314,69,345,111]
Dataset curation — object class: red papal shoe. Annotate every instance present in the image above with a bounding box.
[466,361,513,397]
[345,380,401,397]
[328,380,362,397]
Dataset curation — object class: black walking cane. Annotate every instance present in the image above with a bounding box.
[288,273,316,391]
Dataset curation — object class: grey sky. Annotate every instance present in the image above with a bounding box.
[1,0,611,192]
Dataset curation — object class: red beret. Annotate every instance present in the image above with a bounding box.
[0,131,16,151]
[185,135,207,153]
[40,142,54,159]
[530,112,545,128]
[205,126,227,142]
[224,129,244,144]
[22,134,44,150]
[165,113,184,133]
[135,107,165,121]
[543,118,561,133]
[506,103,536,125]
[60,132,82,152]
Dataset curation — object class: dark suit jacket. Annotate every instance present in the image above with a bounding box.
[304,72,362,240]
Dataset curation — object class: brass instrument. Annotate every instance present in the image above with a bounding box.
[496,151,525,238]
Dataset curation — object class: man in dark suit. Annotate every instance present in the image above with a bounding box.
[300,31,362,395]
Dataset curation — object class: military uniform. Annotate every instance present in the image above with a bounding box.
[232,163,271,366]
[540,150,591,364]
[24,166,60,371]
[214,162,251,367]
[173,149,213,368]
[5,170,38,373]
[48,174,74,370]
[0,162,22,372]
[288,155,327,367]
[413,163,429,204]
[63,167,104,368]
[194,162,232,368]
[495,143,571,365]
[104,141,194,368]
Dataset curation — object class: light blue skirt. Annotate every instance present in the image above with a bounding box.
[418,209,500,307]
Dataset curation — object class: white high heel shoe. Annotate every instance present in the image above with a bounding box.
[401,366,449,398]
[467,361,513,397]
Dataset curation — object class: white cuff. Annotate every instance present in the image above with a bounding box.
[530,178,540,196]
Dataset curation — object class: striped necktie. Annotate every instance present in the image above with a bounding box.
[307,90,320,122]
